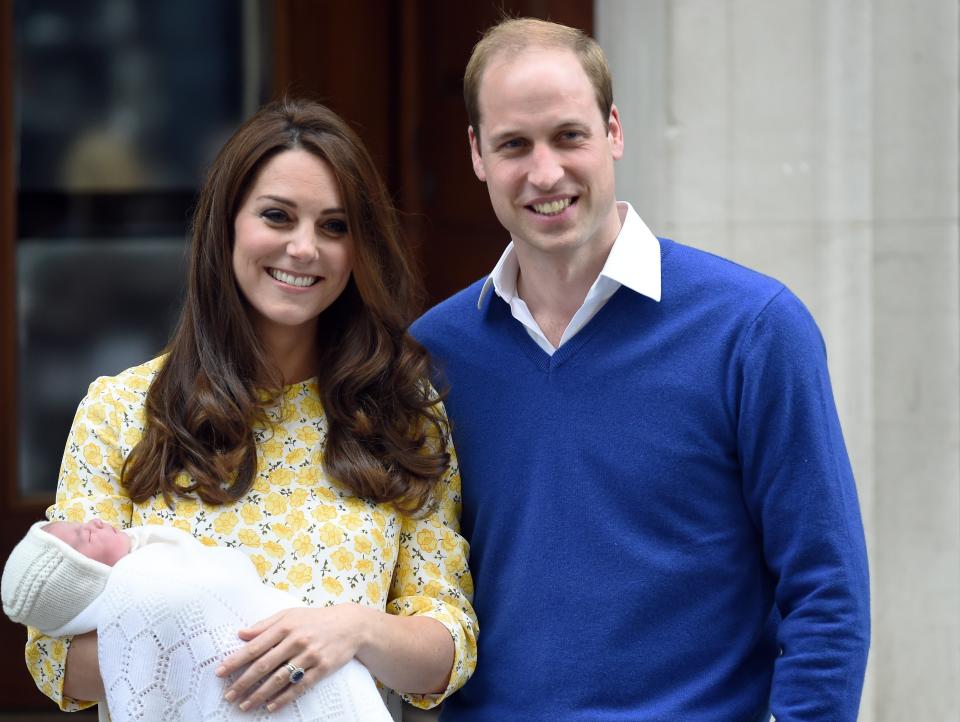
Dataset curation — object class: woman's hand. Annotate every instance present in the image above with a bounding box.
[215,603,371,714]
[63,630,104,702]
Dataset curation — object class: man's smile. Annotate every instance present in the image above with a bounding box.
[528,197,577,216]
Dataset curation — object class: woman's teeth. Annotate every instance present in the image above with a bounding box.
[269,269,319,287]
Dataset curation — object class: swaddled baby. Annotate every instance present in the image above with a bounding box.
[2,519,391,722]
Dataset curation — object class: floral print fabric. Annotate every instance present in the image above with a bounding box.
[26,357,477,712]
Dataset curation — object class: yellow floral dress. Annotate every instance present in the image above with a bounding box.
[26,357,477,714]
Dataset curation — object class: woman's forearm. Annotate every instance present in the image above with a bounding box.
[354,608,454,695]
[220,603,455,712]
[63,631,104,702]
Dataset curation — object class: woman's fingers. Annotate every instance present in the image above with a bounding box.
[235,656,309,712]
[240,651,347,713]
[224,643,291,702]
[219,606,367,712]
[216,624,289,694]
[236,610,283,641]
[262,663,319,713]
[216,613,287,677]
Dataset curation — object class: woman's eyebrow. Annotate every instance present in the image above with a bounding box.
[256,193,296,206]
[257,195,345,216]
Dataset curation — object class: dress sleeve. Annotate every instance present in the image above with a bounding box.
[738,289,870,721]
[26,374,135,711]
[385,409,478,709]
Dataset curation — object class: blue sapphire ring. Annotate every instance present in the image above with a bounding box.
[285,662,306,685]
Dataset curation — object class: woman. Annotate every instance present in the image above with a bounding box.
[26,98,477,720]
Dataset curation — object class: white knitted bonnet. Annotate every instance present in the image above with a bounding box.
[1,520,112,634]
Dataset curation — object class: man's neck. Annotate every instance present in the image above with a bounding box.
[513,207,624,348]
[515,253,601,347]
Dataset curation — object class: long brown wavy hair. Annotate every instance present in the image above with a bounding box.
[122,98,449,514]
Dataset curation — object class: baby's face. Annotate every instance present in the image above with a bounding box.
[44,519,131,566]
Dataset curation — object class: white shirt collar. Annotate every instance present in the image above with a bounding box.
[477,201,662,309]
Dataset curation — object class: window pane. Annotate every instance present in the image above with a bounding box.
[17,0,246,194]
[17,241,187,496]
[14,0,268,496]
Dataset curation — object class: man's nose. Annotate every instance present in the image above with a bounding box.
[527,146,563,189]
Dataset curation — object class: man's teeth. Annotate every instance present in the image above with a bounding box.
[531,198,573,215]
[269,269,319,287]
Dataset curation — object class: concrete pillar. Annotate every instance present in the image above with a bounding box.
[597,0,960,718]
[870,1,960,718]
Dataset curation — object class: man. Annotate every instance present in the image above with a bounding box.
[413,18,870,722]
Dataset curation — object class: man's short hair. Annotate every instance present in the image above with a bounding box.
[464,17,614,145]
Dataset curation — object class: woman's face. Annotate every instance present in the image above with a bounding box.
[232,148,354,349]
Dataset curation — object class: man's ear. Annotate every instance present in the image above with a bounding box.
[607,104,624,161]
[468,126,486,182]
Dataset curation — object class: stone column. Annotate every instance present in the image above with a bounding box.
[597,1,960,718]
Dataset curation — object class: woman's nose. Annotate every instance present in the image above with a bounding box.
[286,227,320,261]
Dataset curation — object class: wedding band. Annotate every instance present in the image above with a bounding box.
[285,662,305,685]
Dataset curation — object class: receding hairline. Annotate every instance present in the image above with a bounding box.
[464,18,614,140]
[475,44,589,101]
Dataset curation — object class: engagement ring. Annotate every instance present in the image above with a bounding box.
[285,662,305,685]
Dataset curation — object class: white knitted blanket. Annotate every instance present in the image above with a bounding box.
[93,529,392,722]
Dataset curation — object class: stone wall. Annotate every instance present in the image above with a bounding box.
[597,1,960,717]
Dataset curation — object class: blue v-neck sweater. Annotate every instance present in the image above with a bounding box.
[412,238,869,722]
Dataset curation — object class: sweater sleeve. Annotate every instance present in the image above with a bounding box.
[385,405,478,709]
[26,373,135,711]
[737,289,870,721]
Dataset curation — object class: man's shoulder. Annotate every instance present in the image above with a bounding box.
[663,239,821,343]
[664,239,789,306]
[412,277,488,341]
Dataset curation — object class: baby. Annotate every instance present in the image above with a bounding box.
[2,519,392,722]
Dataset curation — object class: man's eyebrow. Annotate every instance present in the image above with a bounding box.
[486,130,521,147]
[555,120,592,132]
[487,120,591,146]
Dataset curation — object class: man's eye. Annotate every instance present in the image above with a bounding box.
[499,139,525,151]
[260,209,289,224]
[560,131,584,142]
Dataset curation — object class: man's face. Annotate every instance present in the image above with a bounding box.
[469,47,623,260]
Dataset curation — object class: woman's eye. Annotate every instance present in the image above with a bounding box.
[260,209,289,224]
[323,219,348,235]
